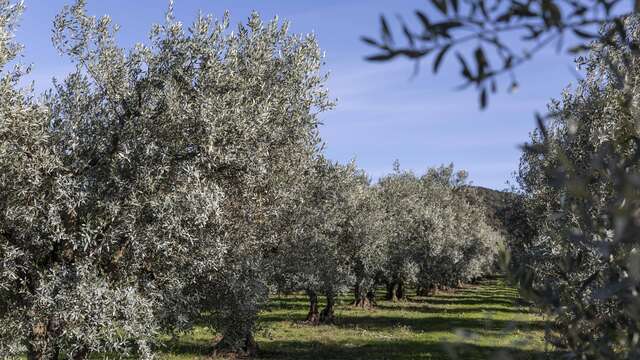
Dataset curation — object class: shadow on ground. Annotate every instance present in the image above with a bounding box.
[159,338,559,360]
[160,278,555,359]
[257,340,559,360]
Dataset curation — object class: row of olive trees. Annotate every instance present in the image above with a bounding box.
[511,15,640,359]
[270,157,387,324]
[271,159,503,326]
[377,163,502,302]
[0,1,503,358]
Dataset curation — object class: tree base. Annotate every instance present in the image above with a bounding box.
[304,290,320,325]
[213,333,258,358]
[352,297,374,309]
[319,307,334,324]
[304,311,320,325]
[416,286,436,297]
[386,282,405,302]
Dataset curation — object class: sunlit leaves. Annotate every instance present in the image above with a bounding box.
[378,164,501,292]
[1,1,330,357]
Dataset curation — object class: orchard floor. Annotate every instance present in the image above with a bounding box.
[160,278,557,360]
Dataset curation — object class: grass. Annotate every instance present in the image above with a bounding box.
[159,278,557,359]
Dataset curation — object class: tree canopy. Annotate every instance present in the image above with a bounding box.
[513,15,640,358]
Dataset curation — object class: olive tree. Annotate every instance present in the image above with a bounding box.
[347,182,387,309]
[414,166,501,293]
[272,158,384,323]
[377,164,424,301]
[515,15,640,358]
[1,1,164,357]
[1,0,330,357]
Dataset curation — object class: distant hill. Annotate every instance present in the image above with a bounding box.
[463,186,519,231]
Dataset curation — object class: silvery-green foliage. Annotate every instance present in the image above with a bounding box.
[273,157,383,315]
[0,0,20,66]
[0,3,55,356]
[377,164,424,294]
[347,175,387,306]
[417,166,501,290]
[305,159,362,302]
[378,163,500,297]
[1,2,158,358]
[23,263,155,358]
[1,0,329,357]
[1,0,219,357]
[515,15,640,358]
[51,0,328,353]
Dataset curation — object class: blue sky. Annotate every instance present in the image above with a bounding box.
[13,1,578,189]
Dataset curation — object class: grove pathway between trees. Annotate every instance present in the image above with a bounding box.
[162,278,557,359]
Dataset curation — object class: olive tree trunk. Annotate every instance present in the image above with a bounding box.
[319,294,335,324]
[305,289,320,324]
[385,281,405,302]
[25,319,61,360]
[353,281,376,308]
[385,281,395,301]
[215,330,258,357]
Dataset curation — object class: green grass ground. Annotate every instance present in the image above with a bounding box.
[160,278,556,359]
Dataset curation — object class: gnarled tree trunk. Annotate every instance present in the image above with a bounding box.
[305,289,320,324]
[353,281,376,308]
[366,290,376,306]
[396,281,405,301]
[26,319,60,360]
[386,281,405,302]
[319,294,335,324]
[385,281,395,301]
[214,331,258,357]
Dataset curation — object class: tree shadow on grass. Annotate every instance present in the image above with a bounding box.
[439,294,519,303]
[259,301,542,327]
[157,338,561,360]
[158,329,556,360]
[269,295,309,303]
[158,340,214,357]
[262,294,525,317]
[257,339,561,360]
[263,301,309,312]
[374,304,534,315]
[330,315,548,333]
[425,295,516,301]
[423,297,516,307]
[435,290,519,298]
[264,295,356,313]
[258,311,547,333]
